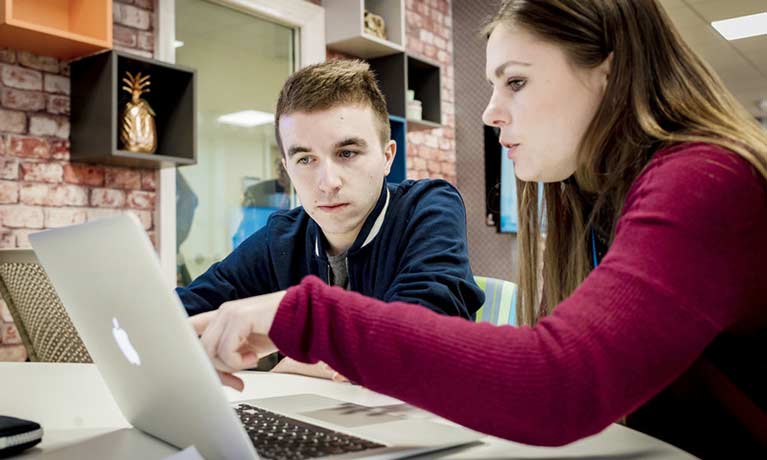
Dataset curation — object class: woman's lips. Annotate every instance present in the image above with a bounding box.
[506,143,520,160]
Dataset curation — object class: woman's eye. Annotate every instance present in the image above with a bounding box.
[508,79,527,92]
[296,157,310,165]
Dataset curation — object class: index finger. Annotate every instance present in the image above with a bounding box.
[190,311,217,336]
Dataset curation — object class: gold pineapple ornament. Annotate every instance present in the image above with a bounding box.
[120,71,157,153]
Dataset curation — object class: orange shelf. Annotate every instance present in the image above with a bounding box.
[0,0,112,60]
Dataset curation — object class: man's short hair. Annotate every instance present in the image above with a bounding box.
[275,59,391,155]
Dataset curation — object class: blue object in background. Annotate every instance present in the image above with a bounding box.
[500,147,519,233]
[500,147,545,233]
[232,206,281,248]
[387,115,407,184]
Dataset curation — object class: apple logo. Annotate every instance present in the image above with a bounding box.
[112,318,141,366]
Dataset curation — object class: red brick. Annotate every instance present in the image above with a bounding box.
[7,135,50,159]
[0,298,12,321]
[44,207,87,227]
[427,160,442,173]
[13,228,33,248]
[141,170,156,190]
[134,0,155,10]
[0,344,27,362]
[50,139,70,160]
[0,64,42,90]
[0,109,25,133]
[63,163,104,186]
[86,207,121,222]
[113,25,138,48]
[105,167,141,190]
[60,61,70,77]
[138,31,154,51]
[126,190,155,209]
[419,30,434,45]
[412,157,427,171]
[424,44,438,59]
[114,3,151,30]
[29,115,69,138]
[0,49,16,64]
[19,183,88,206]
[0,231,14,248]
[17,52,59,73]
[46,95,70,115]
[440,161,456,175]
[0,157,18,180]
[0,204,44,228]
[20,162,63,183]
[1,88,45,111]
[90,188,126,208]
[0,180,18,203]
[43,74,70,95]
[407,11,423,28]
[0,323,21,344]
[114,46,152,59]
[132,210,152,229]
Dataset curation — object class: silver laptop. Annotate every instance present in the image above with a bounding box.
[29,214,482,460]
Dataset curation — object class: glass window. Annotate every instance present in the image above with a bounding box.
[175,0,295,285]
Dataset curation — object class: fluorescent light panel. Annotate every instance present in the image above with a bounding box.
[711,12,767,41]
[217,110,274,127]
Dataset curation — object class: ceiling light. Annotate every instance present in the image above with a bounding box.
[711,12,767,41]
[173,40,185,48]
[217,110,275,127]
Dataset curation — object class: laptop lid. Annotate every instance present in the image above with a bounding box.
[30,214,258,460]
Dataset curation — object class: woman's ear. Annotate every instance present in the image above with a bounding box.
[598,52,614,91]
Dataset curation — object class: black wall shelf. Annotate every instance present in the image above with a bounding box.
[70,50,197,169]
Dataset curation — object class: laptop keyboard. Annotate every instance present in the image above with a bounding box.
[235,403,386,460]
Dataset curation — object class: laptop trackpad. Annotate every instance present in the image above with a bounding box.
[244,394,410,427]
[299,402,409,427]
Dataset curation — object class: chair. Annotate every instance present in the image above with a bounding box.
[0,248,91,362]
[474,275,518,326]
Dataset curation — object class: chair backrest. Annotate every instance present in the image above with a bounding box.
[0,248,91,363]
[474,275,518,326]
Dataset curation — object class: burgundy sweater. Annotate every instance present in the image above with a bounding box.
[269,143,767,458]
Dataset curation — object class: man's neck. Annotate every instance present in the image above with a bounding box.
[324,231,358,257]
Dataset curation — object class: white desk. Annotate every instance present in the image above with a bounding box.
[0,363,698,459]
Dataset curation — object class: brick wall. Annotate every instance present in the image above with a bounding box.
[0,0,158,362]
[403,0,455,185]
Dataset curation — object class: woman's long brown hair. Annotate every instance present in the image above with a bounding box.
[485,0,767,325]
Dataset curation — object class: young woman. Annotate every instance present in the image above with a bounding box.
[194,1,767,457]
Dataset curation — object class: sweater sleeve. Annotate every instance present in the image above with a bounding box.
[269,146,767,446]
[176,224,276,316]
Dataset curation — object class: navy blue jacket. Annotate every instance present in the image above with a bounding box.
[177,179,484,319]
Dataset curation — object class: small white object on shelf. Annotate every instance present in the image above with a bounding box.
[407,99,422,120]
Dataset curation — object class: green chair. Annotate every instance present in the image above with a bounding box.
[474,276,518,326]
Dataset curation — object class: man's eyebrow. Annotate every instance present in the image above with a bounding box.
[287,145,311,157]
[333,137,367,149]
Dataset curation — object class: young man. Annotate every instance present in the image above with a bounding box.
[178,60,482,374]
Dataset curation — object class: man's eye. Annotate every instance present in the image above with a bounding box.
[339,150,357,159]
